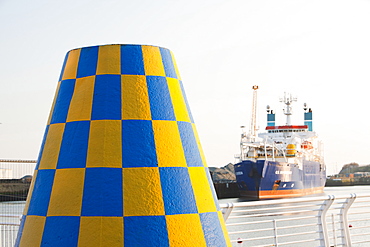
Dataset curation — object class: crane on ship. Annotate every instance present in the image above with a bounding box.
[248,85,259,142]
[238,85,260,161]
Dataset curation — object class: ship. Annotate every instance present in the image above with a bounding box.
[234,86,326,199]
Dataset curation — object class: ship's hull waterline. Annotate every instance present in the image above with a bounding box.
[234,160,326,200]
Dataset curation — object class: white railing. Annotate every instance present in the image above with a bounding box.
[0,194,369,246]
[0,159,36,247]
[221,194,370,247]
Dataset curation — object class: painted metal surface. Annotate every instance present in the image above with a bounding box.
[15,44,231,247]
[235,160,326,199]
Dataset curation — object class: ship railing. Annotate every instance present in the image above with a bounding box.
[220,193,370,247]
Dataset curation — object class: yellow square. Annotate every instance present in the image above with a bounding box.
[123,167,164,216]
[18,215,46,247]
[47,168,85,216]
[121,75,151,120]
[188,167,217,213]
[166,214,207,247]
[66,76,95,122]
[170,50,181,80]
[86,120,122,168]
[192,124,208,167]
[38,123,65,170]
[167,78,190,122]
[142,46,165,76]
[62,49,80,80]
[152,120,187,167]
[78,217,123,247]
[96,45,121,75]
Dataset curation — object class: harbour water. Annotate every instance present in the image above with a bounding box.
[1,186,368,216]
[218,185,370,204]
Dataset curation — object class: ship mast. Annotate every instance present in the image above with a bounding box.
[249,85,259,142]
[280,92,297,125]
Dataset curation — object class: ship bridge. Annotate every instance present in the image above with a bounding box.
[266,125,308,133]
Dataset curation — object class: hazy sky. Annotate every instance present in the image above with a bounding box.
[1,0,370,174]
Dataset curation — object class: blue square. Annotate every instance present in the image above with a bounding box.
[200,212,227,247]
[122,120,158,168]
[58,52,69,81]
[124,216,169,247]
[77,46,99,78]
[160,47,177,79]
[147,76,175,121]
[57,121,90,169]
[177,121,203,167]
[35,125,50,170]
[121,45,145,75]
[81,168,123,216]
[159,167,197,215]
[27,169,55,216]
[50,79,76,124]
[41,216,80,246]
[91,74,121,120]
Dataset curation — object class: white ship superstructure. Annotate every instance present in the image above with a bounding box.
[234,86,326,199]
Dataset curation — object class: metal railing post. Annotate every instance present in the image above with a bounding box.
[340,193,356,247]
[318,195,335,247]
[332,213,337,247]
[222,202,234,221]
[273,219,278,247]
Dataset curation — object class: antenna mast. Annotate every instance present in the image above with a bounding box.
[249,85,259,141]
[280,92,297,125]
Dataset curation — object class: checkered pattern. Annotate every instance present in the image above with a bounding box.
[15,44,231,247]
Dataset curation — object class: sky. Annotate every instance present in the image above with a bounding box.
[1,0,370,175]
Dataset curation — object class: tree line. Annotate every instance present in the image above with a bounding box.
[339,162,370,174]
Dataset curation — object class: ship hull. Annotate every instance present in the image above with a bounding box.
[234,160,326,200]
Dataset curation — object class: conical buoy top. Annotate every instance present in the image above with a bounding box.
[16,44,231,247]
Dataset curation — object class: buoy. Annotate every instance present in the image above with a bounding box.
[15,44,231,246]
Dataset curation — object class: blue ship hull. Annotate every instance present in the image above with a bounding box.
[234,160,326,199]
